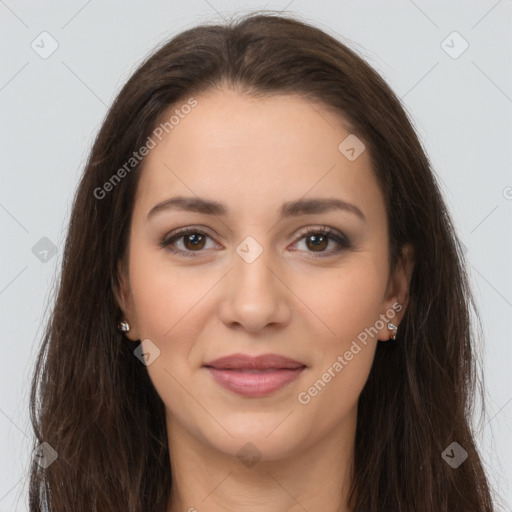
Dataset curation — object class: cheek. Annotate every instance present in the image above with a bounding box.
[296,261,387,346]
[289,260,386,419]
[296,267,383,402]
[127,250,210,421]
[128,245,210,339]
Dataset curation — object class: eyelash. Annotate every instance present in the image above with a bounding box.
[159,226,351,259]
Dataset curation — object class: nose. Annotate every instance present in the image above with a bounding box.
[218,245,292,333]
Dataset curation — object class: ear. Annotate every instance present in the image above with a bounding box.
[377,243,415,341]
[113,257,140,341]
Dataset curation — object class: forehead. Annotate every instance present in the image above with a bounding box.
[132,88,385,225]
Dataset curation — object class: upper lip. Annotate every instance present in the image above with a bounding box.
[203,353,306,370]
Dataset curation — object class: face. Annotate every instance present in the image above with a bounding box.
[116,87,413,461]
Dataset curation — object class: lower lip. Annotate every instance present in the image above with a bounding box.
[205,367,306,397]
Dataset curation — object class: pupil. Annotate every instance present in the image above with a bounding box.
[308,234,327,251]
[185,233,204,250]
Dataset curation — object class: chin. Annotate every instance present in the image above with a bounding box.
[198,417,305,462]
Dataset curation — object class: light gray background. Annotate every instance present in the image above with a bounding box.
[1,1,511,510]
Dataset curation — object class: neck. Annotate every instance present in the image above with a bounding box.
[165,408,356,512]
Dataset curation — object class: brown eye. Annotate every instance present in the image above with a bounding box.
[293,227,351,257]
[182,232,206,251]
[160,228,216,257]
[304,233,329,252]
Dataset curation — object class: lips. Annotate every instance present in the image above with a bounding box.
[203,353,306,370]
[203,353,307,397]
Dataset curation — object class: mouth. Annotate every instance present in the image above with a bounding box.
[202,353,307,397]
[203,353,306,370]
[204,367,306,397]
[206,368,299,373]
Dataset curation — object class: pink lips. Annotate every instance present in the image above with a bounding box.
[203,353,307,397]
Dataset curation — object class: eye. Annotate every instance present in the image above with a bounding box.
[159,227,217,257]
[159,226,351,258]
[291,226,351,257]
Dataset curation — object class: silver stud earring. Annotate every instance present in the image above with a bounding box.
[387,322,398,340]
[118,320,130,333]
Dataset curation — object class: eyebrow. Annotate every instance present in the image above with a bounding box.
[146,196,366,222]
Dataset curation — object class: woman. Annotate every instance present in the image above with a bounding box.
[28,11,496,512]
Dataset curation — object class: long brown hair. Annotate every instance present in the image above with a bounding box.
[29,11,496,511]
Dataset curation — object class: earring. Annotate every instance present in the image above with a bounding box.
[118,320,130,333]
[387,322,398,340]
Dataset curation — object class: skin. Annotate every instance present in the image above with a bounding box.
[116,87,415,512]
